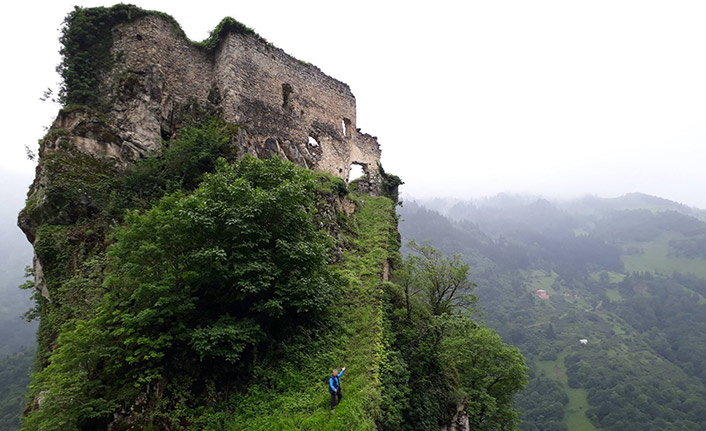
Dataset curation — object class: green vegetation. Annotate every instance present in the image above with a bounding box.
[0,348,35,431]
[24,118,240,370]
[58,4,178,107]
[23,116,238,231]
[378,163,404,202]
[111,118,239,213]
[24,134,527,430]
[536,350,595,431]
[380,242,527,431]
[604,288,623,302]
[622,234,706,279]
[400,196,706,430]
[194,17,264,51]
[22,6,532,430]
[24,157,342,430]
[215,194,398,430]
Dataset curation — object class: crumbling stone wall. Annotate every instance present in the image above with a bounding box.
[107,14,382,191]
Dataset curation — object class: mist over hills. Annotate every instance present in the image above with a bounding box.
[0,170,36,355]
[399,192,706,431]
[0,171,37,431]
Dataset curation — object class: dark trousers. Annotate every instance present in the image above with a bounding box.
[330,388,342,408]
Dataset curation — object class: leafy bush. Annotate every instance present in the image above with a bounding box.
[378,163,403,202]
[110,119,238,214]
[24,156,336,430]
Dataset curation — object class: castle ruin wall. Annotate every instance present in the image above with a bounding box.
[109,15,381,187]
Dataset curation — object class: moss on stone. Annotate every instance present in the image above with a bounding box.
[193,16,270,51]
[58,4,269,109]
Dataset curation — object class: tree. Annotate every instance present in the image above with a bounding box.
[382,242,527,431]
[405,241,477,315]
[440,315,528,431]
[545,323,557,340]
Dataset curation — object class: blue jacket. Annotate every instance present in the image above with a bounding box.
[329,369,345,391]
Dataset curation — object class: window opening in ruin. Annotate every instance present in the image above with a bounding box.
[342,118,352,138]
[348,163,365,182]
[308,136,319,147]
[282,83,293,108]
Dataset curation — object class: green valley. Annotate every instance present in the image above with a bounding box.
[400,194,706,430]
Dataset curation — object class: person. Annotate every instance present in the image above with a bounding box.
[329,367,346,409]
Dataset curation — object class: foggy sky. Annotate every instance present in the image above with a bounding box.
[2,1,706,208]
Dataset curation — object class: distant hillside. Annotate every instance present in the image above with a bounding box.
[401,194,706,431]
[562,193,706,221]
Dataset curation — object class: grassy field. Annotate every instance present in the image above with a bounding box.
[622,234,706,279]
[536,349,597,431]
[528,270,557,292]
[605,288,623,303]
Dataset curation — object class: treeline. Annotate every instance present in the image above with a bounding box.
[402,201,624,280]
[592,209,706,242]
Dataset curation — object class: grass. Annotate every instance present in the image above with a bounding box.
[605,288,624,303]
[219,194,397,430]
[536,349,597,431]
[622,234,706,279]
[528,270,557,292]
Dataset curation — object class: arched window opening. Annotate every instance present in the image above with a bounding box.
[348,163,365,182]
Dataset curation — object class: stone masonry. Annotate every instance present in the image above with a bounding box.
[107,15,382,189]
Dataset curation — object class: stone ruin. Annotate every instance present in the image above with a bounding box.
[59,14,383,193]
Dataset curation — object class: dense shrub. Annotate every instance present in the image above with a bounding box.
[24,157,336,430]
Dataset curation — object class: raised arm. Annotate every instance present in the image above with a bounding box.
[339,367,345,377]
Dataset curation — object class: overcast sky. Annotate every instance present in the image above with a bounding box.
[2,1,706,208]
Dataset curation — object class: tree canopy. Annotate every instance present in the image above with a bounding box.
[379,241,527,431]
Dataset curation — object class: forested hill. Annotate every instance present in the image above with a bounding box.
[399,194,706,431]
